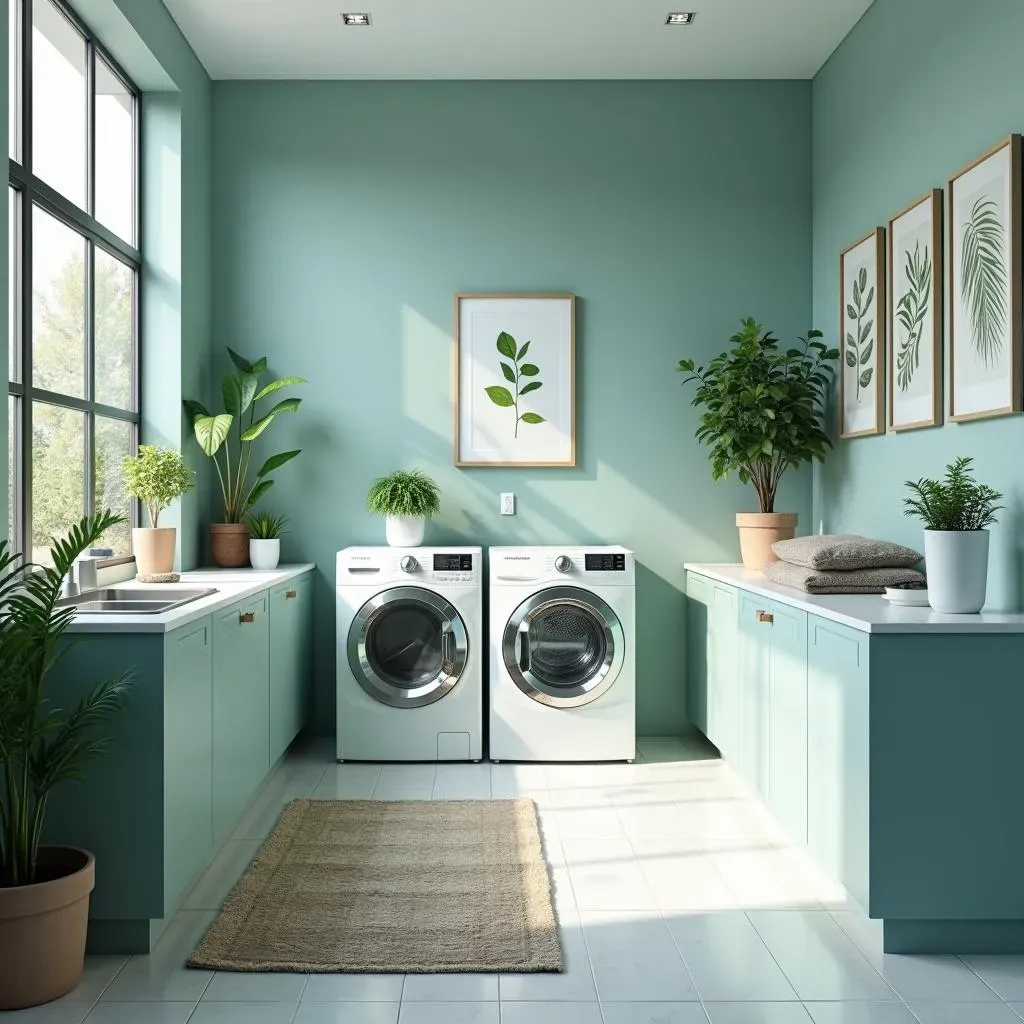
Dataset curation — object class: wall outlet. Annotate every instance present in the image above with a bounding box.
[500,493,516,515]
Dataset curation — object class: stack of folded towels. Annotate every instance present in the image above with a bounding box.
[763,534,925,594]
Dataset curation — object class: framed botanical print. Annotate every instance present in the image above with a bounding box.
[948,134,1023,421]
[840,228,886,438]
[455,293,575,467]
[888,189,943,431]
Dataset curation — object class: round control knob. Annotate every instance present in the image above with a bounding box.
[399,555,418,573]
[554,555,572,573]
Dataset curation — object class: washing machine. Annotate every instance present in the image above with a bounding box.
[489,546,635,762]
[336,546,483,761]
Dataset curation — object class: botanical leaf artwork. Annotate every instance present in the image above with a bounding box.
[960,196,1007,367]
[845,265,875,402]
[484,331,544,438]
[895,240,932,392]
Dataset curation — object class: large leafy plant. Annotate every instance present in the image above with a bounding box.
[367,470,441,519]
[677,318,838,513]
[904,456,1003,531]
[122,445,194,528]
[0,512,133,886]
[185,350,306,523]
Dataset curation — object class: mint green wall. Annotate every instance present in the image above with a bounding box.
[212,80,813,734]
[812,0,1024,610]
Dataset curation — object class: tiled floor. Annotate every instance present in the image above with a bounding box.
[7,735,1024,1023]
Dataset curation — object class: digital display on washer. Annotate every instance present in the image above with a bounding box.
[434,553,474,571]
[585,553,626,572]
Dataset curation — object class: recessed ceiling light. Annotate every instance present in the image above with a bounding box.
[342,13,371,26]
[666,12,696,25]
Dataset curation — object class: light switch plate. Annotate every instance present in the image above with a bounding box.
[500,493,515,515]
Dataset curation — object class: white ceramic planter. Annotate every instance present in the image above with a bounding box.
[249,538,281,571]
[386,515,426,547]
[924,529,990,613]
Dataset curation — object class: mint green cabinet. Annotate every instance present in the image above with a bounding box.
[213,592,270,844]
[269,574,311,763]
[737,592,770,795]
[807,613,869,910]
[686,571,712,734]
[707,583,739,759]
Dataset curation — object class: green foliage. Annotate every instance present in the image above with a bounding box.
[366,470,441,519]
[903,456,1003,531]
[961,197,1008,367]
[484,331,545,438]
[246,511,288,540]
[0,511,133,886]
[184,351,306,523]
[121,446,194,528]
[845,266,875,401]
[677,318,838,513]
[895,241,932,393]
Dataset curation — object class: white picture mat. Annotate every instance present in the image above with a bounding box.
[842,233,881,435]
[457,296,573,465]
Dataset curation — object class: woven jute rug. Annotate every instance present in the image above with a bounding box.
[187,797,563,973]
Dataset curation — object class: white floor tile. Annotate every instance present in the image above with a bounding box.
[871,954,998,1003]
[54,957,129,1004]
[615,802,693,840]
[711,847,822,911]
[82,1003,196,1024]
[301,974,404,1002]
[396,1002,499,1024]
[580,909,699,1002]
[372,766,436,800]
[563,839,657,911]
[601,1003,711,1024]
[704,1005,813,1024]
[500,912,597,1002]
[961,957,1024,1001]
[802,1005,918,1024]
[632,837,738,912]
[232,768,327,839]
[402,974,498,1001]
[906,1004,1024,1023]
[0,1006,93,1024]
[747,911,895,1002]
[201,972,307,1002]
[186,1003,301,1024]
[294,1004,400,1024]
[490,764,548,797]
[432,765,491,799]
[181,840,262,911]
[499,1002,603,1024]
[665,911,798,1002]
[310,764,381,800]
[552,808,626,840]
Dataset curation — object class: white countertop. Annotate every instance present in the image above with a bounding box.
[64,564,316,634]
[685,563,1024,634]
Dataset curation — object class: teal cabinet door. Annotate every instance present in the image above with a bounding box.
[737,592,770,795]
[163,619,213,908]
[213,592,271,843]
[686,572,712,735]
[767,600,808,843]
[708,583,739,759]
[807,614,870,909]
[269,575,310,764]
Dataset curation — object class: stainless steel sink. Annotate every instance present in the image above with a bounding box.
[57,587,218,615]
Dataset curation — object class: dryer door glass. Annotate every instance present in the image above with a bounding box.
[502,586,625,708]
[349,587,469,708]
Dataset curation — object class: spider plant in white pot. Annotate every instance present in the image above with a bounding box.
[367,470,441,547]
[247,512,288,570]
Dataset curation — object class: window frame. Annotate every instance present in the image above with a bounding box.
[8,0,141,557]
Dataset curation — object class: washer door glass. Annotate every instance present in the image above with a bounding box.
[502,586,624,708]
[349,587,468,708]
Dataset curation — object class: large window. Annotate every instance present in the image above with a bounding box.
[8,0,139,563]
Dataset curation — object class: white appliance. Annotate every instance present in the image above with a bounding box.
[336,546,483,761]
[489,546,636,762]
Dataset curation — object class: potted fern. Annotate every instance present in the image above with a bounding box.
[121,445,194,577]
[678,318,838,568]
[247,512,288,570]
[904,457,1002,613]
[0,512,132,1009]
[367,470,441,547]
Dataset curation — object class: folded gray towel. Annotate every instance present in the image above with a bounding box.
[771,533,922,570]
[763,560,926,594]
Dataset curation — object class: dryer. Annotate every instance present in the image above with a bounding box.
[336,546,483,761]
[489,546,635,762]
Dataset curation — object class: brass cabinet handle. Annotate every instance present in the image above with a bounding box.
[239,612,255,623]
[756,610,774,624]
[286,589,297,599]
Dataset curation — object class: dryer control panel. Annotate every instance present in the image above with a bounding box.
[432,552,476,583]
[337,547,482,586]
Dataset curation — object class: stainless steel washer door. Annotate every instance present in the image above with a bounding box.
[349,587,469,708]
[502,586,624,708]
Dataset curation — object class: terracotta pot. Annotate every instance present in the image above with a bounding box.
[210,523,251,568]
[736,512,798,570]
[0,847,95,1009]
[132,527,177,576]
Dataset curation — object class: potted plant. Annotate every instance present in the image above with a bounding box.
[184,349,305,568]
[367,469,441,547]
[121,445,194,577]
[0,511,132,1009]
[678,318,838,569]
[904,457,1002,613]
[247,512,288,570]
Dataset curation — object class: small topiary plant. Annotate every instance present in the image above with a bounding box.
[122,446,194,528]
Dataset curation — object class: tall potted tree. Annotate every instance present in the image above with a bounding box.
[185,349,305,567]
[121,445,194,577]
[678,318,838,569]
[0,512,133,1009]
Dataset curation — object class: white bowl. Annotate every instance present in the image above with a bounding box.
[884,586,930,607]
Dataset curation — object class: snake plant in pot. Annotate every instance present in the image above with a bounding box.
[367,470,441,547]
[678,318,838,569]
[0,512,132,1009]
[185,349,305,567]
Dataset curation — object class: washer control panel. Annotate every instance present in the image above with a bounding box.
[585,552,626,572]
[432,552,475,583]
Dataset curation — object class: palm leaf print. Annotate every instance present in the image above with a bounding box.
[895,240,932,393]
[961,196,1007,367]
[845,265,874,402]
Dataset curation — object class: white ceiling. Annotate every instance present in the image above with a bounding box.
[163,0,874,80]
